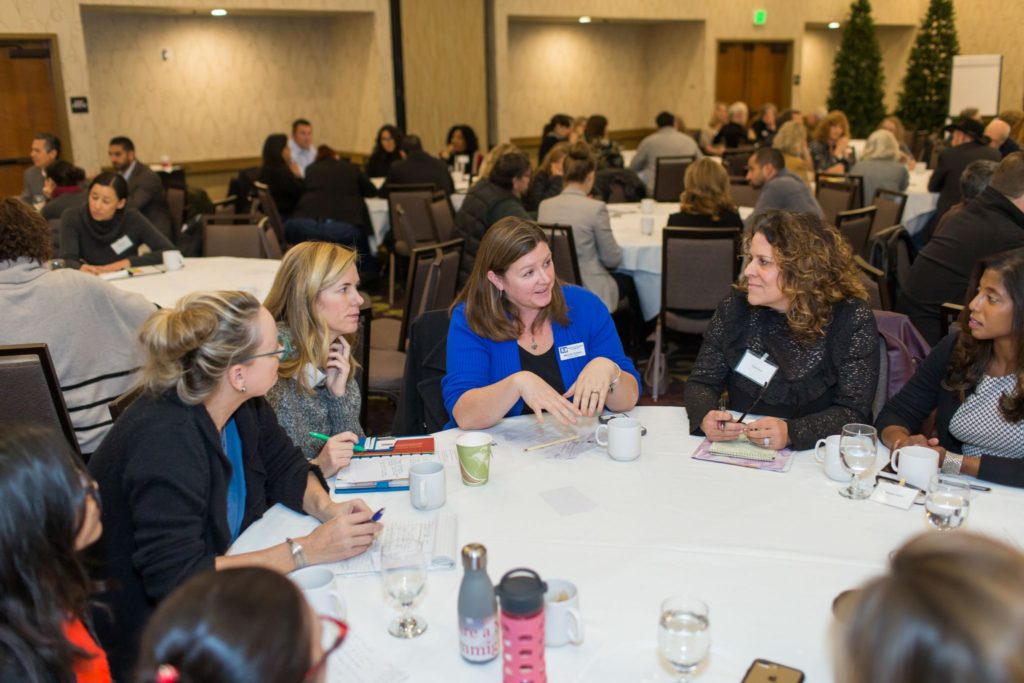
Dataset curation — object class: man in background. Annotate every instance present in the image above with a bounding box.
[380,134,454,197]
[108,136,173,240]
[986,118,1022,158]
[629,111,703,194]
[288,118,315,177]
[745,147,823,227]
[19,132,60,204]
[927,116,1001,227]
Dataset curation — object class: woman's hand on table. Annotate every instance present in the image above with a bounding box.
[303,499,381,563]
[324,337,352,397]
[891,433,946,459]
[81,259,129,275]
[515,371,581,426]
[744,417,789,450]
[312,431,358,478]
[700,410,746,441]
[563,358,619,417]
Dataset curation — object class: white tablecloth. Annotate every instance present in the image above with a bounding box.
[108,257,281,308]
[231,406,1024,682]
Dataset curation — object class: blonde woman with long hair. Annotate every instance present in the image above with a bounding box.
[264,242,365,477]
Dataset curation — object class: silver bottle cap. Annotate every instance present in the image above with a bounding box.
[462,543,488,570]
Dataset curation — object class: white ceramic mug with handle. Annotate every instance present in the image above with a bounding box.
[890,445,940,490]
[544,579,584,647]
[815,434,851,482]
[162,249,184,271]
[595,417,642,461]
[409,461,446,510]
[290,566,346,618]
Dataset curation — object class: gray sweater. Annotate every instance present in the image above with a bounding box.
[265,325,365,460]
[0,260,155,452]
[746,168,825,228]
[849,158,909,207]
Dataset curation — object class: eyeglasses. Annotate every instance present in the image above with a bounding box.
[240,332,294,363]
[305,615,349,680]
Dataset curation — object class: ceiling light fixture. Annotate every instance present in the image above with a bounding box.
[827,21,840,29]
[578,16,592,24]
[211,8,228,16]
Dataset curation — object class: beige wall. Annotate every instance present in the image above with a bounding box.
[402,0,487,154]
[954,0,1024,111]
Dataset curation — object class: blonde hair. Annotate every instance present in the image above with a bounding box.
[862,129,900,162]
[679,158,736,219]
[772,121,808,157]
[138,291,262,404]
[263,241,359,394]
[834,532,1024,683]
[880,115,908,146]
[813,111,851,144]
[707,101,728,128]
[538,142,569,176]
[727,101,749,123]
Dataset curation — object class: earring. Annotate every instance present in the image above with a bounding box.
[240,385,247,393]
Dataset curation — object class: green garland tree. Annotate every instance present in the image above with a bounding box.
[896,0,959,133]
[827,0,887,139]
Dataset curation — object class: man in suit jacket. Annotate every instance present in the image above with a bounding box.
[19,132,60,204]
[928,117,1001,225]
[108,136,174,241]
[899,152,1024,344]
[745,147,824,228]
[380,135,455,197]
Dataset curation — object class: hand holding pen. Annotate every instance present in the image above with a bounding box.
[701,396,746,442]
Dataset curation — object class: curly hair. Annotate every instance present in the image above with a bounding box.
[944,248,1024,422]
[739,211,867,342]
[0,197,51,263]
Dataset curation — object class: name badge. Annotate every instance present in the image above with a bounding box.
[111,235,134,255]
[734,350,778,387]
[558,342,586,361]
[302,363,327,388]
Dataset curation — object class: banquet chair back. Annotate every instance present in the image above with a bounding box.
[109,385,144,422]
[400,239,464,352]
[387,188,438,305]
[835,206,877,259]
[0,344,80,460]
[939,302,964,339]
[816,173,863,225]
[538,223,582,286]
[653,156,694,203]
[354,301,372,427]
[728,179,760,208]
[252,182,286,246]
[166,186,186,239]
[870,189,907,236]
[854,255,889,311]
[392,309,451,436]
[202,217,280,259]
[867,225,915,306]
[429,192,456,241]
[722,149,754,178]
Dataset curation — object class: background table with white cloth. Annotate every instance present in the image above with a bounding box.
[365,174,469,250]
[231,406,1024,682]
[108,256,281,308]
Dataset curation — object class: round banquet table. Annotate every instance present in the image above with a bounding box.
[230,406,1024,682]
[107,256,281,308]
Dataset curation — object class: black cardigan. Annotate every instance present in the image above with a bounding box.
[875,332,1024,487]
[59,205,174,268]
[86,391,320,680]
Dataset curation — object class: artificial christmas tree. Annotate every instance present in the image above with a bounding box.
[896,0,960,133]
[827,0,887,139]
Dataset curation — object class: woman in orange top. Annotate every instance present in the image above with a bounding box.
[0,426,110,683]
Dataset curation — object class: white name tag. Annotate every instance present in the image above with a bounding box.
[111,235,134,255]
[302,363,327,388]
[870,481,920,510]
[558,342,586,361]
[734,350,778,387]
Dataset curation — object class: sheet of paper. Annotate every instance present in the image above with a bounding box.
[339,448,457,484]
[490,420,578,449]
[331,512,458,575]
[539,486,598,516]
[329,633,408,683]
[548,433,600,460]
[870,481,920,509]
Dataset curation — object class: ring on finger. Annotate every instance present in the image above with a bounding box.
[762,437,770,447]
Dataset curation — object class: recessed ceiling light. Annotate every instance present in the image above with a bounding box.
[211,8,228,16]
[827,21,840,29]
[578,16,592,24]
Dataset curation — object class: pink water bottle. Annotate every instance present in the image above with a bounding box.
[495,568,547,683]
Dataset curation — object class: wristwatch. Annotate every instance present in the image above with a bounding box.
[286,537,308,570]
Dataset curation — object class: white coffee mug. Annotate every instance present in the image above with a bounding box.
[410,461,446,510]
[162,249,184,271]
[640,198,655,214]
[890,445,940,490]
[290,566,346,618]
[595,417,641,461]
[815,434,851,482]
[544,579,584,647]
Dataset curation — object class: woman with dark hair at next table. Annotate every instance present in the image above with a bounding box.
[833,532,1024,683]
[667,158,744,229]
[364,124,403,178]
[537,113,574,165]
[876,248,1024,487]
[685,211,879,451]
[524,141,568,213]
[41,159,87,221]
[257,133,304,219]
[443,217,640,429]
[440,124,481,172]
[136,567,344,683]
[0,426,110,682]
[59,172,174,274]
[584,114,624,170]
[87,290,380,680]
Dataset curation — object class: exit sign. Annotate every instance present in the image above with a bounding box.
[753,9,767,25]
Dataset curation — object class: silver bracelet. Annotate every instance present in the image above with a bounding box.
[941,452,964,475]
[609,363,622,393]
[286,537,308,570]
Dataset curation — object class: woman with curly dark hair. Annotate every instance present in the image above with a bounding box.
[440,124,481,172]
[364,124,403,177]
[876,248,1024,487]
[685,210,879,450]
[0,426,110,682]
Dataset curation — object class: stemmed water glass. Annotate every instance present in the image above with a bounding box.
[925,473,970,530]
[839,423,877,499]
[382,538,428,638]
[658,597,710,681]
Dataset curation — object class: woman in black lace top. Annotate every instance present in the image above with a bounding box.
[684,211,879,450]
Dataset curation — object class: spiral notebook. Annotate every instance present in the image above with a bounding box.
[692,437,795,473]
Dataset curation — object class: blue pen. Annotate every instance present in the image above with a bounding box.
[370,507,385,522]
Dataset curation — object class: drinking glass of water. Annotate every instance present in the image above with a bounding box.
[658,597,710,681]
[382,538,427,638]
[925,474,970,530]
[839,423,877,499]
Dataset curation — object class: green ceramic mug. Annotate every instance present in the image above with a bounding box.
[456,431,492,486]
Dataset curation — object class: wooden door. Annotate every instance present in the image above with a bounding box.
[715,42,792,112]
[0,39,60,199]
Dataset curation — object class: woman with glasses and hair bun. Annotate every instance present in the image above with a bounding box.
[264,242,366,477]
[0,425,110,683]
[87,290,381,682]
[136,567,346,683]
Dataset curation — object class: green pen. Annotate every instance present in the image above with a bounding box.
[309,432,365,451]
